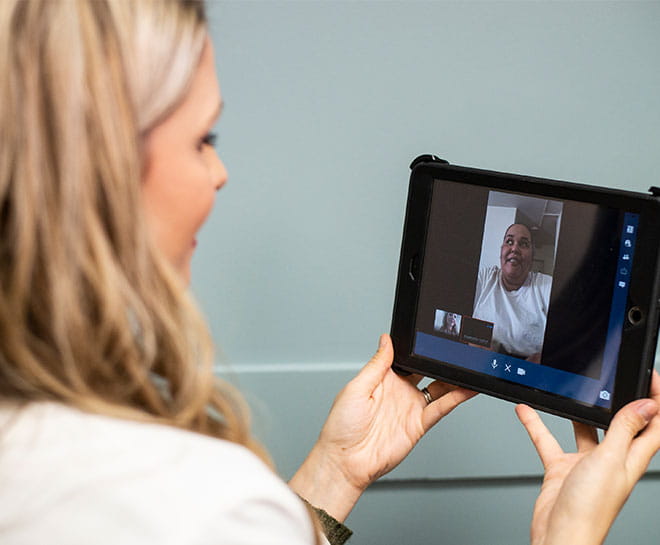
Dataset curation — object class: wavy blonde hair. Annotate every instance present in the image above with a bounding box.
[0,0,267,459]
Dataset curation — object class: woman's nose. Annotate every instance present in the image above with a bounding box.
[208,148,227,191]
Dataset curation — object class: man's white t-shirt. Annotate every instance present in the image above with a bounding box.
[472,265,552,357]
[0,402,324,545]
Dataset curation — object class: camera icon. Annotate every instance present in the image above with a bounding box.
[599,390,611,401]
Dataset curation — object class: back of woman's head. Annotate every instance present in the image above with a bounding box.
[0,0,262,455]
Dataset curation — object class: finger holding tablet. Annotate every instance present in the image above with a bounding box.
[517,370,660,545]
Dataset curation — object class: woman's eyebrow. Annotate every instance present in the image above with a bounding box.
[205,99,224,127]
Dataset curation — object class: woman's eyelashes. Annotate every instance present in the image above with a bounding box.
[198,131,217,150]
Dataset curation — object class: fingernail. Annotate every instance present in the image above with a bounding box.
[633,399,658,422]
[379,334,387,349]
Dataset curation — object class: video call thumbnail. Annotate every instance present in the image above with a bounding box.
[433,309,494,348]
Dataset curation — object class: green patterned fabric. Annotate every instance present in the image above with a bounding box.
[298,497,353,545]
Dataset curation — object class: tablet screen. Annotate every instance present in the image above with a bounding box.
[412,178,639,410]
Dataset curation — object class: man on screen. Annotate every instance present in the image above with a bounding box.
[472,223,552,362]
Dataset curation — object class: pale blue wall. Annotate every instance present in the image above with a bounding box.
[197,2,660,543]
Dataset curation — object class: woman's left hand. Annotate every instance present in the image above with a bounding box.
[517,370,660,545]
[289,334,476,521]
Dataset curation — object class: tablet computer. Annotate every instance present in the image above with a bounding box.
[391,155,660,428]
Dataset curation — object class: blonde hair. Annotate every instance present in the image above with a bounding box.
[0,0,266,459]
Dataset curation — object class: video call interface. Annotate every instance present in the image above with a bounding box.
[413,179,639,409]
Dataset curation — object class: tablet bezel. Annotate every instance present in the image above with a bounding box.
[391,158,660,428]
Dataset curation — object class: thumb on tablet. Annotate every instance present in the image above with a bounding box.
[351,334,394,390]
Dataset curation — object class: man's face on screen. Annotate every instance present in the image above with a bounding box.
[500,224,533,290]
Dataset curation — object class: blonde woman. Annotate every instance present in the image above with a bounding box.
[0,2,658,544]
[0,2,475,543]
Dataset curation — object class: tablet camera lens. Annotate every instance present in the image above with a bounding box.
[627,306,644,325]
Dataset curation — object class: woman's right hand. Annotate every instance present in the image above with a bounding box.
[289,334,475,523]
[517,370,660,545]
